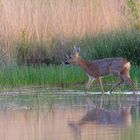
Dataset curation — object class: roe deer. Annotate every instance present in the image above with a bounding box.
[64,47,135,95]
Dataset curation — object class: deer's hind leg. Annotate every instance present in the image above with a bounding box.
[120,73,135,95]
[110,71,124,94]
[110,80,124,95]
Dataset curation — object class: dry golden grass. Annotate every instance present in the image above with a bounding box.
[0,0,136,62]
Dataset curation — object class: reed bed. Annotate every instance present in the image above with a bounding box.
[0,0,131,40]
[0,0,139,65]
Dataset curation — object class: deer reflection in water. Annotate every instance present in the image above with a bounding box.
[69,96,132,140]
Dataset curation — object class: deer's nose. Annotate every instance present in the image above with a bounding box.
[64,61,69,65]
[64,54,70,65]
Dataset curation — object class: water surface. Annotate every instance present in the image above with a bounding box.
[0,89,140,140]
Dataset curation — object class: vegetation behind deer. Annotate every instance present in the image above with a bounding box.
[0,0,140,66]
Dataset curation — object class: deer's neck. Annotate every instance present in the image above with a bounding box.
[78,57,90,72]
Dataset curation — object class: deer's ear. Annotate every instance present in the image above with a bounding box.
[73,45,77,53]
[73,46,80,54]
[77,47,80,53]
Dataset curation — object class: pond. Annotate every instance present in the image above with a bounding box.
[0,88,140,140]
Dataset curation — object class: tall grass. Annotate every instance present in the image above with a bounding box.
[0,0,138,64]
[0,65,139,90]
[0,65,86,88]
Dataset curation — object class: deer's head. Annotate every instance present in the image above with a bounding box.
[64,46,80,65]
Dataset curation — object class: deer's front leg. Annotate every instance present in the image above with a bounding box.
[85,75,95,96]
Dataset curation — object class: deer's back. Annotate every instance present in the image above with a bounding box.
[88,57,129,77]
